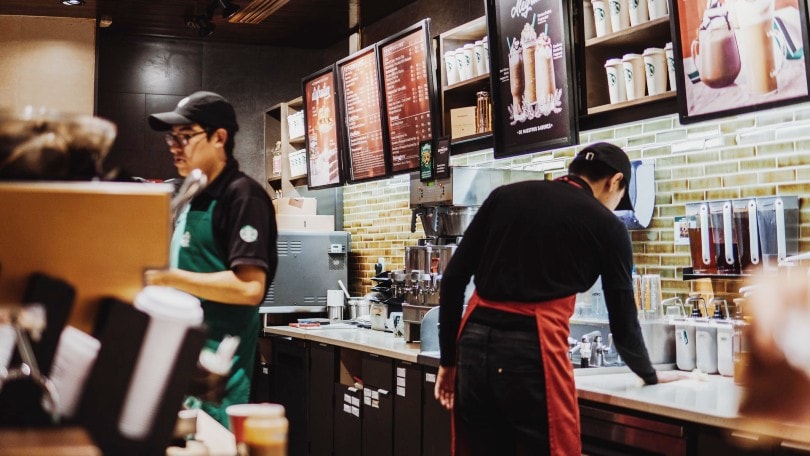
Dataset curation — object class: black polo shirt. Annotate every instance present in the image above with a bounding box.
[439,175,656,383]
[188,160,278,284]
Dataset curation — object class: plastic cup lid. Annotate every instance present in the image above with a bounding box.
[605,58,623,66]
[622,53,642,60]
[665,41,673,50]
[135,286,203,325]
[643,47,665,55]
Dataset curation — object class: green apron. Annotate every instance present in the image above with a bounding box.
[171,201,259,428]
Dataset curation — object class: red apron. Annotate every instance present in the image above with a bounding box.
[452,291,580,456]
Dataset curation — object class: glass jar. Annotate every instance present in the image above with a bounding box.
[475,91,491,133]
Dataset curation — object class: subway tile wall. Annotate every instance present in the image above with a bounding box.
[344,104,810,301]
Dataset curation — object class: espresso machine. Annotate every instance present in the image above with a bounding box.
[400,167,546,342]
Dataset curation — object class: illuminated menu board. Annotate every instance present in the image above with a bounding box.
[303,66,343,189]
[379,21,436,174]
[337,46,389,182]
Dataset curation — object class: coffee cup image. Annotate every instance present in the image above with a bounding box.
[521,23,538,105]
[732,0,785,95]
[690,7,741,89]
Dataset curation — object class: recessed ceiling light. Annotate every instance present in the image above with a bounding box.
[61,0,85,5]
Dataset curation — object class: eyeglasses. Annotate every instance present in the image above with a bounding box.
[164,130,207,148]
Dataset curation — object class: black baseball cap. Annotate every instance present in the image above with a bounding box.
[571,142,633,211]
[148,91,239,133]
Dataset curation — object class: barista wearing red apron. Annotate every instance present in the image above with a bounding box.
[435,143,688,455]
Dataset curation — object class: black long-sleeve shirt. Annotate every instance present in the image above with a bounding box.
[438,175,657,384]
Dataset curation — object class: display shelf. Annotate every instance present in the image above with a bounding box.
[450,132,493,155]
[443,73,490,93]
[263,95,307,194]
[585,16,670,48]
[587,91,676,115]
[681,267,752,280]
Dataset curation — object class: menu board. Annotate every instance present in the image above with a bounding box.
[336,46,389,182]
[379,21,437,174]
[303,66,343,189]
[486,0,578,158]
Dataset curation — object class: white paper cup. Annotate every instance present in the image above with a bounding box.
[455,49,472,82]
[592,0,612,37]
[119,286,203,440]
[665,42,676,91]
[473,40,487,76]
[622,53,646,100]
[628,0,649,26]
[643,47,668,95]
[463,43,478,78]
[47,326,101,419]
[444,51,459,86]
[609,0,630,32]
[327,289,344,308]
[0,324,15,372]
[604,58,627,103]
[583,0,596,39]
[482,37,490,73]
[647,0,668,19]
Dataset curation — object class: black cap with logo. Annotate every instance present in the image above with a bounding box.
[571,142,633,211]
[148,91,239,133]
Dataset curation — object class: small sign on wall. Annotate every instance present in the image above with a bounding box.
[674,216,691,246]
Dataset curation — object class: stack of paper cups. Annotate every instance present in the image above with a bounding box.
[622,53,646,100]
[444,51,459,85]
[604,58,627,103]
[463,43,478,78]
[643,47,668,95]
[628,0,649,26]
[647,0,668,19]
[47,326,101,419]
[327,289,345,321]
[665,42,676,91]
[482,37,490,73]
[592,0,612,37]
[473,40,487,76]
[609,0,630,32]
[119,286,203,440]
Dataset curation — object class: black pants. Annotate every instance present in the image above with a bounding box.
[455,319,551,456]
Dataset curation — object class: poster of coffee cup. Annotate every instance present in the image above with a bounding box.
[486,0,578,158]
[670,0,810,124]
[302,65,345,189]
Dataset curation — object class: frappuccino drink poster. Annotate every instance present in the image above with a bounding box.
[486,0,578,158]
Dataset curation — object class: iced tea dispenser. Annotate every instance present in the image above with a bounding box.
[756,196,799,269]
[686,202,715,273]
[709,200,738,274]
[732,198,760,273]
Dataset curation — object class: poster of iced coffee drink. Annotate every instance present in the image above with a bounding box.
[486,0,578,158]
[671,0,810,123]
[303,65,344,189]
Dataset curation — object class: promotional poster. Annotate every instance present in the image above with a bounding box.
[487,0,577,158]
[673,0,810,123]
[303,67,342,189]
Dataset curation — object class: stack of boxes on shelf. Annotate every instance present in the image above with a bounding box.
[274,197,334,231]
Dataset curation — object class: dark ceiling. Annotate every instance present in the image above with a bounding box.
[0,0,415,48]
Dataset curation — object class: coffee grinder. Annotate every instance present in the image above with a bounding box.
[400,167,546,342]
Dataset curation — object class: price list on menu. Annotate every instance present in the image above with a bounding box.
[339,50,387,181]
[381,29,433,173]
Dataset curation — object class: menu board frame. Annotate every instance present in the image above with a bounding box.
[670,0,810,124]
[335,44,392,183]
[485,0,579,158]
[302,64,345,190]
[377,19,440,175]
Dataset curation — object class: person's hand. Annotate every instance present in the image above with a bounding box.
[655,370,692,384]
[144,268,171,286]
[434,366,456,411]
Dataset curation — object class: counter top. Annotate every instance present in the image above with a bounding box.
[264,325,810,446]
[264,325,422,363]
[576,370,810,445]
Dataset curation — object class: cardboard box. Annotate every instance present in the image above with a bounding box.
[276,214,334,232]
[450,106,476,139]
[273,197,317,215]
[287,111,305,139]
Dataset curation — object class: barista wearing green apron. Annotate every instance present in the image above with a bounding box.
[145,91,277,427]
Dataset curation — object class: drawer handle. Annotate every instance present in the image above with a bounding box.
[781,441,810,451]
[730,431,761,442]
